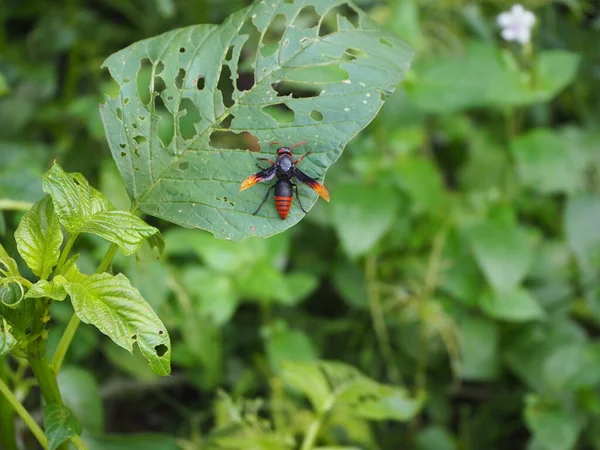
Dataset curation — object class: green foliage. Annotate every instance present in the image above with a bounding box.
[100,0,413,240]
[43,403,82,450]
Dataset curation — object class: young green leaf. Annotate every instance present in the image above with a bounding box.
[62,271,171,375]
[43,403,82,450]
[0,243,20,278]
[280,360,423,421]
[25,280,67,301]
[100,0,414,240]
[42,163,158,255]
[15,195,62,280]
[0,319,17,356]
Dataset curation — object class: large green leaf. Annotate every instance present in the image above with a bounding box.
[15,195,63,280]
[43,403,82,450]
[100,0,413,240]
[62,270,171,375]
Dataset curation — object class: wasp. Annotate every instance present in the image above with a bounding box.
[239,141,330,219]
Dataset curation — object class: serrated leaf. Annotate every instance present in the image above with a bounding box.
[63,271,171,375]
[0,319,17,356]
[100,0,413,240]
[15,195,62,280]
[79,210,158,256]
[42,163,158,254]
[43,403,82,450]
[25,280,67,301]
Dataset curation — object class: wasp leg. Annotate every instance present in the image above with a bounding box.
[292,183,308,214]
[253,185,275,215]
[257,157,275,165]
[294,152,312,165]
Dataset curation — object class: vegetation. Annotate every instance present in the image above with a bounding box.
[0,0,597,449]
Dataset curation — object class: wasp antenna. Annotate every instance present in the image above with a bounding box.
[289,141,307,149]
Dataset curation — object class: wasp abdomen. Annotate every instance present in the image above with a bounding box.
[274,179,293,219]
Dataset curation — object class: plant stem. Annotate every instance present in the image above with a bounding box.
[300,396,334,450]
[0,357,18,450]
[52,313,81,372]
[96,243,119,274]
[70,435,88,450]
[0,372,48,450]
[56,233,79,274]
[365,255,402,384]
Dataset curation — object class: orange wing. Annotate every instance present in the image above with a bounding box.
[293,168,330,202]
[240,165,276,191]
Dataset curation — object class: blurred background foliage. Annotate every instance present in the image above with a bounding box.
[1,0,600,449]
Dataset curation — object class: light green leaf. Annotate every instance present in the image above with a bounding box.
[281,360,423,421]
[332,182,399,257]
[42,163,157,254]
[480,288,544,321]
[182,267,239,325]
[14,196,62,279]
[0,243,20,278]
[469,220,536,291]
[543,343,600,392]
[524,394,585,450]
[25,280,67,301]
[63,271,171,375]
[0,319,17,356]
[100,0,413,240]
[266,327,318,371]
[511,130,582,194]
[564,194,600,263]
[79,210,158,256]
[43,403,82,450]
[457,315,499,380]
[57,366,105,434]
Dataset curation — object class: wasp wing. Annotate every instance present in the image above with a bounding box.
[240,164,276,191]
[293,167,330,202]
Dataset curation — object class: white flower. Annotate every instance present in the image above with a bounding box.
[497,4,536,45]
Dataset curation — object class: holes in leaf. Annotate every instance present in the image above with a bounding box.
[158,330,164,335]
[218,114,233,129]
[133,135,147,146]
[216,196,235,207]
[210,130,257,151]
[310,110,323,122]
[178,98,202,140]
[179,47,186,53]
[179,162,189,171]
[133,147,141,159]
[153,75,167,96]
[260,43,278,58]
[123,97,130,105]
[225,45,234,61]
[116,108,123,121]
[136,58,152,106]
[379,37,393,48]
[345,48,368,61]
[271,80,323,99]
[196,75,205,90]
[262,103,295,124]
[260,13,287,57]
[155,61,165,76]
[294,6,319,29]
[119,143,126,148]
[319,5,359,36]
[120,151,127,157]
[217,64,234,108]
[155,344,168,357]
[175,68,186,90]
[237,72,254,92]
[131,334,137,340]
[154,94,175,147]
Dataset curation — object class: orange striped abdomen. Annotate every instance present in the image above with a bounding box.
[274,195,292,219]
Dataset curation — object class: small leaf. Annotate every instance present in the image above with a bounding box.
[469,220,535,291]
[101,1,414,240]
[63,270,171,375]
[480,288,544,321]
[25,280,67,301]
[280,360,331,412]
[332,182,399,257]
[15,196,63,280]
[0,319,17,356]
[43,403,82,450]
[79,210,158,256]
[266,327,318,372]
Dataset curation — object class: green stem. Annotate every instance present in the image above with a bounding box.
[0,358,18,450]
[56,233,79,274]
[96,243,119,274]
[300,396,334,450]
[51,313,81,372]
[70,435,88,450]
[0,372,48,450]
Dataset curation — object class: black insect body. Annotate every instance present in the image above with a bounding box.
[240,141,330,219]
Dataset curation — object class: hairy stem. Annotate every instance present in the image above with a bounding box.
[0,370,48,449]
[0,357,18,450]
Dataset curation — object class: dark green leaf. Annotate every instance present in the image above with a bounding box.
[43,403,82,450]
[100,1,413,240]
[15,196,62,280]
[63,270,171,375]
